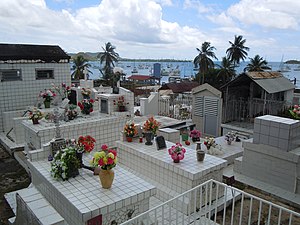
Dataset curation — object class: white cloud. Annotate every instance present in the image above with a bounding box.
[207,12,236,27]
[227,0,300,29]
[183,0,210,14]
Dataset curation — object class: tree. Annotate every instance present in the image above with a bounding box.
[217,57,236,83]
[193,42,218,84]
[244,55,271,72]
[71,55,91,80]
[226,35,250,68]
[97,42,119,87]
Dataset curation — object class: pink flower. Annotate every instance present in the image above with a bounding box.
[101,144,108,150]
[107,158,114,165]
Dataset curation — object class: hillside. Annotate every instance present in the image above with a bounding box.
[285,60,300,64]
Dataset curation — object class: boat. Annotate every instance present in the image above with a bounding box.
[294,66,300,71]
[131,67,138,74]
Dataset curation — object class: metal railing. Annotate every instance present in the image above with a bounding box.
[121,179,300,225]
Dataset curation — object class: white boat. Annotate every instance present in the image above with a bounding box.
[131,67,138,74]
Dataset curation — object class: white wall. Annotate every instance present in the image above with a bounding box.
[0,62,71,132]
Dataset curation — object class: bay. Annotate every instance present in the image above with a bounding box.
[76,61,300,88]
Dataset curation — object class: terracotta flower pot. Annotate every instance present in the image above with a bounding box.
[99,169,115,189]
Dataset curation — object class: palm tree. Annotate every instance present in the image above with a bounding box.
[217,57,236,83]
[193,42,218,84]
[71,55,91,80]
[244,55,271,72]
[97,42,119,86]
[226,35,250,68]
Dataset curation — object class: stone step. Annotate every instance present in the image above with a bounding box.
[7,186,65,225]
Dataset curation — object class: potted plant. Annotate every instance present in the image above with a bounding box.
[39,89,56,108]
[50,147,80,181]
[78,99,94,115]
[190,129,201,142]
[203,137,216,150]
[143,116,161,145]
[289,105,300,120]
[113,96,128,112]
[91,144,117,189]
[123,121,138,142]
[75,135,96,167]
[28,108,44,124]
[168,143,186,163]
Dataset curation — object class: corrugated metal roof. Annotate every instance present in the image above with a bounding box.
[127,75,153,80]
[251,76,295,94]
[247,71,282,79]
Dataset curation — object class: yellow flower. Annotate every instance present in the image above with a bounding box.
[107,152,115,159]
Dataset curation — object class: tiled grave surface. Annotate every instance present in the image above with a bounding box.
[22,113,128,150]
[28,159,156,225]
[14,186,65,225]
[158,128,180,143]
[253,115,300,151]
[116,139,227,210]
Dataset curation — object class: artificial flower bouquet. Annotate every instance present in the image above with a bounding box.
[28,108,44,121]
[143,116,161,135]
[91,144,117,170]
[289,105,300,120]
[50,147,80,181]
[123,120,138,137]
[203,137,216,150]
[52,83,72,99]
[39,89,56,102]
[78,99,94,114]
[114,96,129,111]
[76,135,96,153]
[168,143,186,162]
[224,131,236,143]
[66,104,78,120]
[81,88,91,97]
[189,129,201,141]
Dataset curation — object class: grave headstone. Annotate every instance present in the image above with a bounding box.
[155,136,167,150]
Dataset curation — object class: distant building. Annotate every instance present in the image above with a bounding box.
[0,43,70,132]
[158,81,199,95]
[153,63,161,78]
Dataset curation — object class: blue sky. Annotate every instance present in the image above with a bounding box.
[0,0,299,61]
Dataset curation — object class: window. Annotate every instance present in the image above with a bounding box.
[0,69,22,82]
[36,69,54,79]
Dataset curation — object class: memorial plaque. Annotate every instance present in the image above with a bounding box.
[155,136,167,150]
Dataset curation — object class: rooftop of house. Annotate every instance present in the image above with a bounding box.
[127,75,154,81]
[0,43,70,63]
[159,81,200,94]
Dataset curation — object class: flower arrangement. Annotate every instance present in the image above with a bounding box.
[52,83,72,99]
[91,144,117,170]
[225,131,236,143]
[124,121,138,137]
[203,137,216,150]
[39,89,56,102]
[50,147,80,181]
[168,143,186,162]
[65,104,78,120]
[76,135,96,153]
[190,129,201,141]
[289,105,300,120]
[143,116,161,135]
[78,99,94,114]
[28,108,44,120]
[81,88,91,97]
[114,96,128,107]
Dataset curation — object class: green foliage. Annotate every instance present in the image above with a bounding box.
[226,35,249,66]
[244,55,271,72]
[50,147,80,181]
[71,55,92,80]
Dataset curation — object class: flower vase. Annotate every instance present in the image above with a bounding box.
[44,101,51,108]
[126,136,133,142]
[181,133,189,141]
[192,137,200,142]
[144,132,153,145]
[173,158,180,163]
[32,118,39,125]
[118,105,126,112]
[196,150,205,161]
[99,169,115,189]
[76,152,83,168]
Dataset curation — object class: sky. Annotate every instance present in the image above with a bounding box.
[0,0,299,61]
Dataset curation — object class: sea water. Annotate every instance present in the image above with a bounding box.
[78,61,300,88]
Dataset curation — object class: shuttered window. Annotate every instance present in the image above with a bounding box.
[204,97,219,116]
[194,96,204,116]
